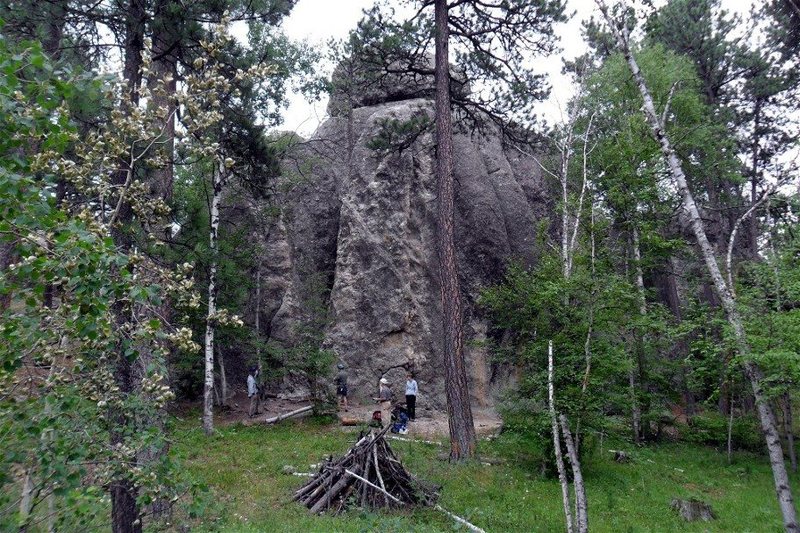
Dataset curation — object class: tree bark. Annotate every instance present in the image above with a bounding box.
[596,3,798,529]
[203,162,224,435]
[149,0,178,204]
[748,99,762,259]
[631,226,649,441]
[218,345,228,407]
[549,341,574,533]
[434,0,476,461]
[111,2,146,529]
[560,414,588,533]
[784,393,797,473]
[727,390,735,464]
[255,264,261,374]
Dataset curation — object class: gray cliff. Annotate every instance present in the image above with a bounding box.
[258,94,550,408]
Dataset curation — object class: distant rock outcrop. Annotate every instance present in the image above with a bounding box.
[258,77,550,407]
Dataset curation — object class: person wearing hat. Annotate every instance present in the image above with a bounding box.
[373,377,394,427]
[334,362,349,412]
[247,365,260,417]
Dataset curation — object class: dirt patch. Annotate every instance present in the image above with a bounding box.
[195,394,503,440]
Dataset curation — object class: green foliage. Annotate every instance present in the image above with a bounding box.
[481,251,638,436]
[681,412,763,453]
[367,112,432,154]
[0,35,192,529]
[585,43,741,219]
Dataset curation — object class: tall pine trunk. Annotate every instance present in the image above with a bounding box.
[111,2,146,530]
[434,0,476,460]
[597,3,798,528]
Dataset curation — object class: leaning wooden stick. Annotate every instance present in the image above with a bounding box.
[435,504,486,533]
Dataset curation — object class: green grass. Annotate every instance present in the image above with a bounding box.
[170,414,796,532]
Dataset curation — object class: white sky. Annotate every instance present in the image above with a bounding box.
[275,0,757,136]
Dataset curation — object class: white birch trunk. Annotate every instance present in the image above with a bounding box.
[560,414,588,533]
[596,3,798,528]
[549,340,574,533]
[203,162,224,436]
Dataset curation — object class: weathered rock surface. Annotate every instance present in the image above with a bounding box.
[259,96,549,407]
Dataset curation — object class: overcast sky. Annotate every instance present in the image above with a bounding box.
[276,0,757,136]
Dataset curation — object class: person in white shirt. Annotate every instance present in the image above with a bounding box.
[247,366,260,417]
[373,377,393,427]
[405,372,417,421]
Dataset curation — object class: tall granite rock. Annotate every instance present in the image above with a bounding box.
[259,91,550,407]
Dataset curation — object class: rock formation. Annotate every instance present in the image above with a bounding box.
[258,78,550,408]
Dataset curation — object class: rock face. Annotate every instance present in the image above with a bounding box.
[259,95,550,407]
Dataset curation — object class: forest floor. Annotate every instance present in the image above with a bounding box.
[168,409,798,533]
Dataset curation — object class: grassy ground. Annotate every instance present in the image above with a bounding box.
[170,414,796,532]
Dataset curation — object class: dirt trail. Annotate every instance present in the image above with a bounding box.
[214,392,503,440]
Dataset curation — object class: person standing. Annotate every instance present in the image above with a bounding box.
[334,362,349,412]
[405,372,417,421]
[374,378,393,427]
[247,366,260,418]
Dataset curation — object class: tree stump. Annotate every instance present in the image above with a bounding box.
[671,498,716,521]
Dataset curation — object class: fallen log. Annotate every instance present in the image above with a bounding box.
[264,405,312,424]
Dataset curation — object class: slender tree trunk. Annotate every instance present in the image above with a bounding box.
[596,4,798,528]
[784,393,797,473]
[728,390,735,464]
[434,0,476,460]
[748,100,762,258]
[631,226,649,440]
[628,367,641,443]
[549,340,574,533]
[203,163,224,435]
[255,264,262,374]
[219,346,228,407]
[624,246,641,443]
[560,414,588,533]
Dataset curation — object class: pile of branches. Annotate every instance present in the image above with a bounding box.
[294,425,439,514]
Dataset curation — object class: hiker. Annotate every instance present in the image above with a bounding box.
[405,372,417,421]
[334,362,349,411]
[391,403,409,434]
[373,377,393,427]
[247,366,260,417]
